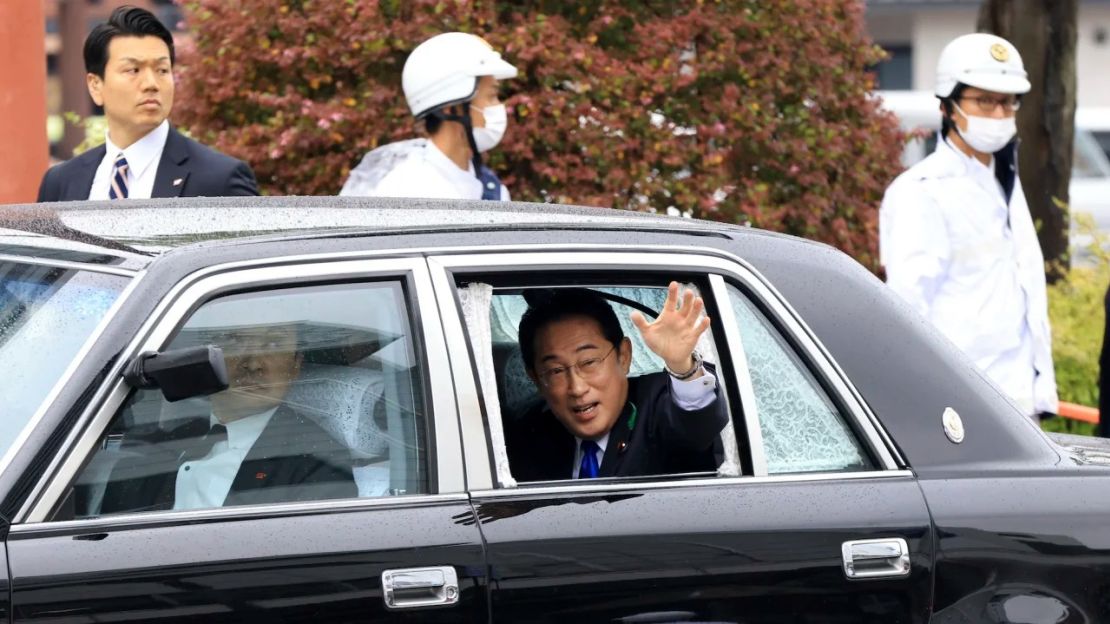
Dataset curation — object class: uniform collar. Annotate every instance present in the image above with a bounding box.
[939,135,994,175]
[104,120,170,181]
[213,406,276,451]
[425,140,482,198]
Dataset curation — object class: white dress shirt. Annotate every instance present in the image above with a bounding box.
[372,140,510,201]
[571,370,718,478]
[88,121,170,200]
[174,407,276,511]
[880,137,1057,416]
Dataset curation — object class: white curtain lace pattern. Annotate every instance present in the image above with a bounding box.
[459,283,517,487]
[728,290,868,473]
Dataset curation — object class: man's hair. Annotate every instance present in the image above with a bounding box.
[939,83,969,139]
[423,113,444,135]
[84,5,175,77]
[518,289,624,372]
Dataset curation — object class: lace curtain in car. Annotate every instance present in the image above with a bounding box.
[459,282,517,487]
[728,287,869,473]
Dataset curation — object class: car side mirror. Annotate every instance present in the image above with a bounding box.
[124,345,229,402]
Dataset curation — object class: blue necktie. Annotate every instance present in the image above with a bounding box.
[579,439,600,479]
[109,154,129,199]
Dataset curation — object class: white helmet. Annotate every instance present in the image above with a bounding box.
[402,32,518,119]
[935,33,1030,98]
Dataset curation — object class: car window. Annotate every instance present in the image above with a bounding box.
[1,261,128,448]
[1089,129,1110,162]
[56,280,429,520]
[482,283,733,483]
[726,283,872,474]
[1072,129,1110,179]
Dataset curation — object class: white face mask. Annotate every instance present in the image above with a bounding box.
[953,102,1016,154]
[472,104,508,152]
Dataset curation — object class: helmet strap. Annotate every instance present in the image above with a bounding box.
[429,102,484,181]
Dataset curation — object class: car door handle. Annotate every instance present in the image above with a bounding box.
[382,566,459,609]
[841,538,910,579]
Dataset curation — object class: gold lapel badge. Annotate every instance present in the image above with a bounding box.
[990,43,1010,62]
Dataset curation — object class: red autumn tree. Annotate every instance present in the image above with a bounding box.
[174,0,903,268]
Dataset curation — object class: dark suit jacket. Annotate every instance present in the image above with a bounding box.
[98,406,356,515]
[37,126,259,202]
[506,371,728,482]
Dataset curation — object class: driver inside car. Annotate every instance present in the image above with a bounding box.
[99,322,357,514]
[506,283,728,481]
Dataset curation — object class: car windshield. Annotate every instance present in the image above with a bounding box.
[0,260,129,454]
[1073,129,1110,179]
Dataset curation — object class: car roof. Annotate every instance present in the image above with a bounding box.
[0,196,809,270]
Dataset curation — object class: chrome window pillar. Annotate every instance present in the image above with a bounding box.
[426,257,494,491]
[710,273,768,475]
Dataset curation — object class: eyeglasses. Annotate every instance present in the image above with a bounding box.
[959,95,1021,113]
[538,346,616,389]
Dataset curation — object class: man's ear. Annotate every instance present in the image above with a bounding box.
[86,73,104,107]
[618,337,632,375]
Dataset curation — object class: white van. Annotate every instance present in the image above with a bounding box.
[1075,106,1110,161]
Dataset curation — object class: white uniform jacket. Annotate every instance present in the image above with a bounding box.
[368,140,509,201]
[880,137,1058,416]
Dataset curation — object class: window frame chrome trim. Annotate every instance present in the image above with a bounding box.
[709,273,768,474]
[0,269,143,487]
[21,257,462,524]
[426,257,493,491]
[10,493,471,537]
[425,249,900,484]
[467,469,916,499]
[0,254,138,277]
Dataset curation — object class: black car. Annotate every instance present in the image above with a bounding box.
[0,197,1108,623]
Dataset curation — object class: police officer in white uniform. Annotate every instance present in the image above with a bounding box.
[341,32,516,200]
[880,33,1057,419]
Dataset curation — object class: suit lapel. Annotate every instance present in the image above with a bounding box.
[542,411,577,480]
[152,127,191,197]
[598,402,637,478]
[228,407,289,496]
[64,145,104,200]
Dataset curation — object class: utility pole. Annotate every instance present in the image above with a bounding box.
[0,1,50,203]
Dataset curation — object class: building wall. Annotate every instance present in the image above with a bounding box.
[1076,6,1110,107]
[867,4,1110,108]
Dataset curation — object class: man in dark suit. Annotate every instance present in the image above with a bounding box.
[507,285,728,482]
[37,6,257,203]
[98,322,355,515]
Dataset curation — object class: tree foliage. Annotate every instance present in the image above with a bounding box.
[174,0,903,267]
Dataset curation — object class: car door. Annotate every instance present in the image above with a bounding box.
[6,257,487,622]
[432,249,934,623]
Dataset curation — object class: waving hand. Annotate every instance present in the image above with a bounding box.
[630,282,710,375]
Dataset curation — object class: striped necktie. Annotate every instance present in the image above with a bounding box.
[109,154,129,199]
